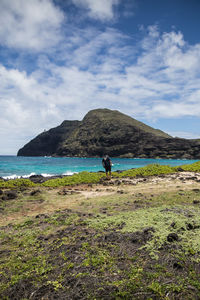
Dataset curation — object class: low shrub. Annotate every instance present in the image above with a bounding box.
[42,171,105,187]
[118,163,176,177]
[179,161,200,172]
[0,178,35,189]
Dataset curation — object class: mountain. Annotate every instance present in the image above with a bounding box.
[17,108,200,159]
[17,120,80,157]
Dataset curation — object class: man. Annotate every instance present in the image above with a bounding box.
[102,155,112,179]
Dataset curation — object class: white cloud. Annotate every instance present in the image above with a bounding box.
[0,0,64,51]
[71,0,119,21]
[169,131,200,139]
[1,24,200,154]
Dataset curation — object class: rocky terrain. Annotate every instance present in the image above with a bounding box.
[18,108,200,159]
[0,170,200,299]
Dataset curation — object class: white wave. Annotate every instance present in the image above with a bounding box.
[41,173,55,177]
[2,174,21,179]
[62,171,77,176]
[3,172,36,180]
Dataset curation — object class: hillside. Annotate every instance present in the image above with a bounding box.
[17,120,80,157]
[17,109,200,159]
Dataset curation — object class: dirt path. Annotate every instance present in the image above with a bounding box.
[79,171,200,198]
[1,171,200,226]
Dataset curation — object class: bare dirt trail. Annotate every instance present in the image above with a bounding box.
[78,171,200,198]
[1,171,200,226]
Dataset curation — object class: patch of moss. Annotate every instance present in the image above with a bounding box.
[87,205,200,257]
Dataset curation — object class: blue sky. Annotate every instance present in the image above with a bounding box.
[0,0,200,154]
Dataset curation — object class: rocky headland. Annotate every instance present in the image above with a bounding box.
[18,108,200,159]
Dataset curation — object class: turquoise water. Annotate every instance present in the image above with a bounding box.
[0,156,198,179]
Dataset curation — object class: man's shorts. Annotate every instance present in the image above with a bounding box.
[105,166,111,172]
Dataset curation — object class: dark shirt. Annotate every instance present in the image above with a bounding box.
[102,157,111,169]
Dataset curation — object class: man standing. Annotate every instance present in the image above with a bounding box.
[102,155,112,179]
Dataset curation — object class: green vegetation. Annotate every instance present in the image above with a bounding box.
[117,163,176,177]
[0,178,35,188]
[0,226,53,293]
[1,203,200,299]
[87,204,200,258]
[180,160,200,172]
[42,171,105,187]
[1,164,200,299]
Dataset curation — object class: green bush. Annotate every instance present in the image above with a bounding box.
[42,171,105,187]
[0,178,35,189]
[118,164,176,178]
[179,161,200,172]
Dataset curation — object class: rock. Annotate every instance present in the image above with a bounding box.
[30,189,41,196]
[58,189,80,195]
[114,180,121,186]
[29,175,44,183]
[176,167,184,172]
[193,200,200,204]
[35,214,49,219]
[188,177,198,180]
[170,222,176,228]
[167,233,179,242]
[186,223,194,230]
[0,190,3,195]
[143,227,155,234]
[117,190,124,194]
[3,190,17,200]
[173,262,183,270]
[192,189,200,192]
[17,108,200,159]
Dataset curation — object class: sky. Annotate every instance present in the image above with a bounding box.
[1,0,200,155]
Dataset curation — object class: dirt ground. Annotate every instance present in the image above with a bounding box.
[0,172,200,299]
[1,171,200,226]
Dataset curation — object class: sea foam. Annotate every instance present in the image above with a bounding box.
[3,172,36,180]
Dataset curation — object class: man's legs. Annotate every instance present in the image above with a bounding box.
[105,168,111,179]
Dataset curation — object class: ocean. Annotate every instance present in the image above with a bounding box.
[0,156,198,179]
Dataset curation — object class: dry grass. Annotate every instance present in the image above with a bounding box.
[1,172,200,226]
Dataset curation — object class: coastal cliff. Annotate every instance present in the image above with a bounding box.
[17,109,200,159]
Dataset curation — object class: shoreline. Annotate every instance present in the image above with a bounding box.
[1,160,200,184]
[1,156,199,182]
